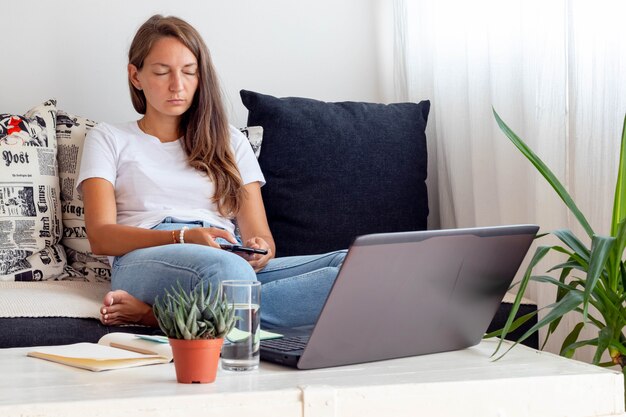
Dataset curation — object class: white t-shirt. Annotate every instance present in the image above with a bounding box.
[76,121,265,235]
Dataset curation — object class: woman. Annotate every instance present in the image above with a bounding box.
[77,14,346,330]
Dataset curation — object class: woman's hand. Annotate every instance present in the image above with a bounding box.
[235,181,276,271]
[242,236,273,272]
[184,227,238,248]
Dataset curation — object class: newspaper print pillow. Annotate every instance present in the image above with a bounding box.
[0,100,70,281]
[239,126,263,158]
[56,111,111,282]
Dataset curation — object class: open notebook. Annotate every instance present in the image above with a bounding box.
[27,333,173,372]
[28,329,283,372]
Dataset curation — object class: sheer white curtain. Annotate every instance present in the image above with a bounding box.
[390,0,626,360]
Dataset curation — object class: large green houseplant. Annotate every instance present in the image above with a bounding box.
[489,110,626,374]
[153,281,236,383]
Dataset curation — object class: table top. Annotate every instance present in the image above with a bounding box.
[0,339,623,417]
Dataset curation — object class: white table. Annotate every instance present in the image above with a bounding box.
[0,339,623,417]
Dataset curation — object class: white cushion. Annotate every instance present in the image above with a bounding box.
[56,111,111,281]
[0,281,107,318]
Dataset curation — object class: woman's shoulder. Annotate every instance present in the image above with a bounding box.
[227,124,250,148]
[228,124,245,138]
[90,121,137,136]
[86,121,139,143]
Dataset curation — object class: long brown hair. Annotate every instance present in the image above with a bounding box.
[128,14,244,217]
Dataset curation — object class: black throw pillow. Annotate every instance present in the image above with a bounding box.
[240,90,430,257]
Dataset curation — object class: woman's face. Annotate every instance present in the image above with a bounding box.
[129,36,199,121]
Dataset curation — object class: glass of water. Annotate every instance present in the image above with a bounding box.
[221,280,261,371]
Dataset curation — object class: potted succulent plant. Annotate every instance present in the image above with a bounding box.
[153,281,236,383]
[489,110,626,375]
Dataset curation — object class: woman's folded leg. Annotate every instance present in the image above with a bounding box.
[257,250,347,329]
[103,242,257,326]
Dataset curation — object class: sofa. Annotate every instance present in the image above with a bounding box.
[0,91,538,349]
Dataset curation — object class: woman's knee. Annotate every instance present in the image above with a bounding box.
[112,246,256,302]
[259,266,339,328]
[329,250,348,267]
[198,251,257,286]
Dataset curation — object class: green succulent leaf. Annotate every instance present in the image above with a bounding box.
[152,280,237,340]
[202,305,216,322]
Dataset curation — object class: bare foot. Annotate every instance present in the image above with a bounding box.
[100,290,158,327]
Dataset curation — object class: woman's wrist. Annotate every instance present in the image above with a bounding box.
[168,227,189,245]
[179,226,189,244]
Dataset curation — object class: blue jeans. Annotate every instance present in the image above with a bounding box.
[111,219,347,329]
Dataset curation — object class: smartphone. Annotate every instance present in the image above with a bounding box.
[219,244,268,255]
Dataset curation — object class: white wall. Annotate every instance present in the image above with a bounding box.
[2,0,442,229]
[2,0,382,127]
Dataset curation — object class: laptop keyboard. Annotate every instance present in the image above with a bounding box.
[261,335,310,352]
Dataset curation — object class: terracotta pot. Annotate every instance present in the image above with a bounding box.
[169,338,224,384]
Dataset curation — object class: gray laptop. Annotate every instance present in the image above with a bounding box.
[260,224,539,369]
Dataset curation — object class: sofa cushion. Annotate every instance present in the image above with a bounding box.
[0,281,107,318]
[56,111,111,281]
[0,100,70,281]
[0,317,163,348]
[240,90,430,257]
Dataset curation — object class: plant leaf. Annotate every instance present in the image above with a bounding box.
[611,114,626,237]
[594,326,613,365]
[572,308,606,329]
[484,310,538,339]
[176,281,191,305]
[553,229,591,262]
[583,235,615,321]
[560,322,585,357]
[561,338,599,359]
[493,109,594,238]
[493,245,551,356]
[548,261,584,273]
[531,274,578,291]
[607,219,626,292]
[550,246,589,269]
[176,305,191,340]
[611,335,626,355]
[543,266,573,349]
[494,291,584,360]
